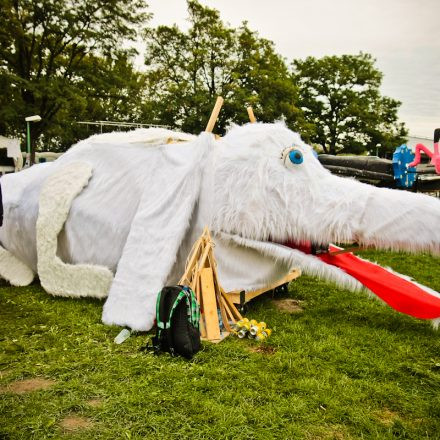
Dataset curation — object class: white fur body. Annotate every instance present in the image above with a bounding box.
[0,123,439,330]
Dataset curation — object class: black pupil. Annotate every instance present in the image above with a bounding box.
[295,152,301,159]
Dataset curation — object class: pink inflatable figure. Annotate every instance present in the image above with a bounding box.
[408,128,440,174]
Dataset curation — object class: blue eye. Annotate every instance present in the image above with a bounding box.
[289,149,303,164]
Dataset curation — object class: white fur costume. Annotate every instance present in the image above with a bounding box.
[0,124,439,330]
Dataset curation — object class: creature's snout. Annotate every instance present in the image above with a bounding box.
[282,170,440,256]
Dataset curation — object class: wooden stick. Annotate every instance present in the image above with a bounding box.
[190,266,198,292]
[221,290,242,321]
[220,294,236,324]
[179,237,203,285]
[210,257,231,332]
[329,246,365,255]
[247,106,257,123]
[196,241,212,272]
[205,96,224,133]
[216,283,231,332]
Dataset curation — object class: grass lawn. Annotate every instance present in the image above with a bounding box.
[1,250,439,439]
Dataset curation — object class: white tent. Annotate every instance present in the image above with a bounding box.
[0,136,23,173]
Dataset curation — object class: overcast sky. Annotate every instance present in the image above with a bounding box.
[146,0,439,138]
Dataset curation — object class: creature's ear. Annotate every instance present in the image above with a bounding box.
[102,134,211,331]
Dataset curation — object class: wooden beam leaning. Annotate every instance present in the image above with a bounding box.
[179,237,203,286]
[205,96,224,133]
[200,267,221,341]
[247,106,257,123]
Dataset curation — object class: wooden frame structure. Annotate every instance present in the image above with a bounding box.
[179,228,243,343]
[179,228,302,342]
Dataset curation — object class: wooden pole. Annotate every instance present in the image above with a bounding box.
[329,245,365,255]
[205,96,224,133]
[247,106,257,123]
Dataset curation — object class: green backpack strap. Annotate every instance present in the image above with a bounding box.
[180,286,200,329]
[167,289,190,326]
[156,290,168,330]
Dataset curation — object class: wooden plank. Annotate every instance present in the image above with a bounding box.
[199,313,207,339]
[200,267,221,340]
[205,96,224,133]
[206,239,233,332]
[226,269,301,304]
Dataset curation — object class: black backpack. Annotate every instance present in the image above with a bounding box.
[151,285,201,359]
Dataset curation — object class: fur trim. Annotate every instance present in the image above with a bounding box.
[36,162,113,298]
[0,245,34,286]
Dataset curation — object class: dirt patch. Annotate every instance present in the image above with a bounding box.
[248,345,277,355]
[272,298,304,313]
[310,426,348,440]
[86,398,104,408]
[1,377,56,394]
[376,408,399,426]
[59,415,94,432]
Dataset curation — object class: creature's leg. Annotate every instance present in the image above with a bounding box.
[36,161,113,298]
[0,245,34,286]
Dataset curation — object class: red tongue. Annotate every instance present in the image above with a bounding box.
[281,242,440,320]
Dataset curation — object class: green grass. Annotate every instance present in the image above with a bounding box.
[1,250,439,439]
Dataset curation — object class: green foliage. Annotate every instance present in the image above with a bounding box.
[0,250,439,438]
[143,0,303,134]
[46,52,148,151]
[0,0,149,149]
[0,0,409,153]
[293,53,407,155]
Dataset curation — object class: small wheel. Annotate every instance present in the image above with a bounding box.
[238,303,248,314]
[274,283,289,296]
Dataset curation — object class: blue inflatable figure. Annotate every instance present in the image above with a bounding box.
[392,145,417,188]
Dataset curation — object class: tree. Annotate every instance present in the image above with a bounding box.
[142,0,304,135]
[44,51,148,151]
[292,53,407,155]
[0,0,149,149]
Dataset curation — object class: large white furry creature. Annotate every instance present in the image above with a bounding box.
[1,123,439,330]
